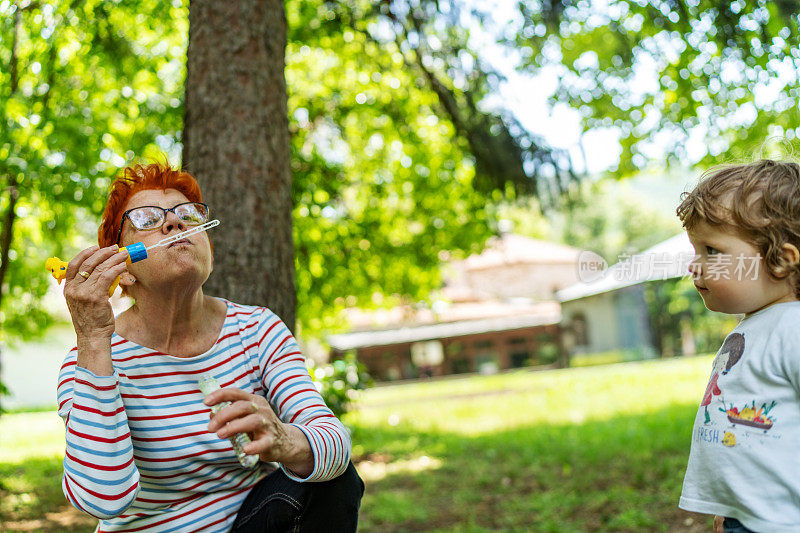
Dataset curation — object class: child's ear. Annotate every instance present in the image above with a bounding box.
[781,243,800,267]
[775,243,800,278]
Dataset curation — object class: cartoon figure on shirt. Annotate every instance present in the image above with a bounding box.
[701,332,744,424]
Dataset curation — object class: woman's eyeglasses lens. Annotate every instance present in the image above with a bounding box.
[128,203,209,231]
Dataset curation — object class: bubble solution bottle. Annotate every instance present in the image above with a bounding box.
[198,375,259,469]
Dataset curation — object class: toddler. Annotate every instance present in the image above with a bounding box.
[678,159,800,532]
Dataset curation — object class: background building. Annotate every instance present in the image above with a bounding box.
[328,234,584,380]
[557,232,694,360]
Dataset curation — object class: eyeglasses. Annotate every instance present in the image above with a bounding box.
[115,202,210,244]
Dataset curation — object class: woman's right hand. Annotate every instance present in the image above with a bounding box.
[64,245,129,343]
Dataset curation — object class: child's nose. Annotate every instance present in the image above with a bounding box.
[688,257,702,278]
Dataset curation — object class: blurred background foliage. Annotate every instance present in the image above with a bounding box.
[2,0,799,352]
[306,352,373,419]
[516,0,800,174]
[0,0,186,343]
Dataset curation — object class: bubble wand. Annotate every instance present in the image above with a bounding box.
[45,219,220,296]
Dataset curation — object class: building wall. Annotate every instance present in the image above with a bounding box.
[344,324,563,381]
[561,293,619,354]
[561,286,656,358]
[614,286,655,355]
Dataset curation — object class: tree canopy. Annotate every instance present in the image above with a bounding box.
[515,0,800,174]
[3,0,800,345]
[0,0,184,341]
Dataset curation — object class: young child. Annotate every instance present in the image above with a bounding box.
[677,159,800,532]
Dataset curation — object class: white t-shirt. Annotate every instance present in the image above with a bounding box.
[680,302,800,532]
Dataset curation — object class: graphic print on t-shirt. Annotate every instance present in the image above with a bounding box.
[695,331,782,449]
[721,399,777,433]
[701,333,745,424]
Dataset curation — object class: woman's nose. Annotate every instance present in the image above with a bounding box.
[162,211,187,234]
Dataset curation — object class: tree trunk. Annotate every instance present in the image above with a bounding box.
[0,178,19,311]
[183,0,295,329]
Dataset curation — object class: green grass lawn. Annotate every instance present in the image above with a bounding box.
[0,412,96,531]
[1,356,714,532]
[344,356,714,532]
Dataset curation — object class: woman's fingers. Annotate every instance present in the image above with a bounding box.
[63,246,131,342]
[75,247,123,283]
[66,249,128,302]
[204,392,293,463]
[216,413,265,439]
[206,393,284,453]
[99,259,129,284]
[66,245,122,288]
[203,387,252,407]
[208,399,260,432]
[87,251,129,287]
[65,246,100,281]
[243,433,278,458]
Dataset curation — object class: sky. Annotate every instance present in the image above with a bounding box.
[463,0,624,176]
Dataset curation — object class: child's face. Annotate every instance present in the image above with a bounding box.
[687,220,797,315]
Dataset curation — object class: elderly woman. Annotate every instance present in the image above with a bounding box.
[56,162,363,532]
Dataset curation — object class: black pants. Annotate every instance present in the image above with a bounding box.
[232,462,364,532]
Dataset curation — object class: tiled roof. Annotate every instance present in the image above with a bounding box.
[328,307,561,351]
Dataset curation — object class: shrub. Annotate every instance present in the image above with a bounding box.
[307,353,373,418]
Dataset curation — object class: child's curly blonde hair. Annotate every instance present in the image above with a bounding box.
[677,159,800,295]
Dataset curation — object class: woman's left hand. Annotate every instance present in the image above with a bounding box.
[205,388,313,476]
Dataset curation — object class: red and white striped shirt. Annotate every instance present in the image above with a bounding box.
[57,300,350,532]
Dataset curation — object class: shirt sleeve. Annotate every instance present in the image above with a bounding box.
[57,348,140,518]
[254,309,351,482]
[771,312,800,393]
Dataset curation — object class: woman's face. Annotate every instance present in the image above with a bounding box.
[119,188,213,293]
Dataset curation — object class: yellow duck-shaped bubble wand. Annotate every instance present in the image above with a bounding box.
[45,220,220,297]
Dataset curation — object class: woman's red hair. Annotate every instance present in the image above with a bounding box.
[98,162,204,248]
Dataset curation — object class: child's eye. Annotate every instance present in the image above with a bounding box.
[706,246,720,255]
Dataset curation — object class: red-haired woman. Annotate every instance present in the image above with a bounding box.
[56,162,363,532]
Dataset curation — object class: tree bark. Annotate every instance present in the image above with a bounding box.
[183,0,295,329]
[0,178,19,312]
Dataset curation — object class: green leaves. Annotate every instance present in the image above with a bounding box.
[287,1,494,333]
[2,0,501,343]
[515,0,800,173]
[308,353,373,418]
[0,0,186,344]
